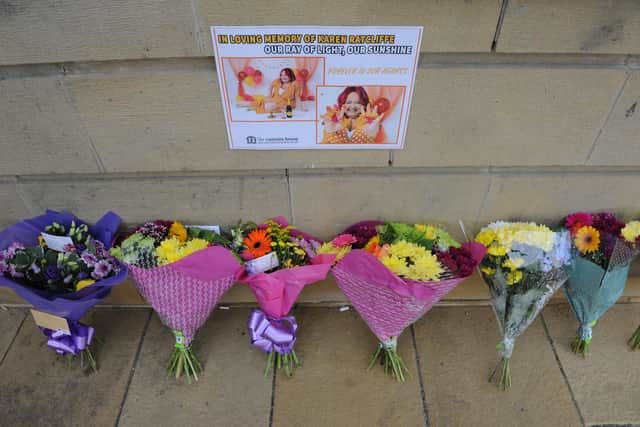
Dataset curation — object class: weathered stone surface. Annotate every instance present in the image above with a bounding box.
[543,303,640,426]
[498,0,640,54]
[0,309,149,427]
[272,307,426,426]
[414,306,582,427]
[119,309,271,426]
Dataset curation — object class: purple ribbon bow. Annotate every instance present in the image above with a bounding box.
[41,320,94,356]
[248,309,298,355]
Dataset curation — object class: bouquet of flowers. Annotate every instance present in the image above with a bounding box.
[111,220,241,382]
[561,213,640,356]
[332,221,485,381]
[232,217,334,377]
[475,221,571,389]
[0,210,127,371]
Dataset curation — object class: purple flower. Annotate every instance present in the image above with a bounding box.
[0,259,7,274]
[63,274,73,284]
[45,265,60,281]
[81,251,98,267]
[8,264,24,279]
[592,213,625,236]
[76,243,86,253]
[91,260,112,280]
[6,242,25,258]
[93,240,108,257]
[78,271,88,280]
[63,244,77,253]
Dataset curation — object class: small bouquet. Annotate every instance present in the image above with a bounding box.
[0,210,127,371]
[475,221,571,390]
[332,221,485,381]
[233,217,334,377]
[111,220,241,382]
[561,213,640,356]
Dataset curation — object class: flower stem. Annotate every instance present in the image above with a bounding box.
[265,350,301,378]
[489,357,511,390]
[628,325,640,351]
[166,346,202,383]
[571,335,590,358]
[368,342,409,382]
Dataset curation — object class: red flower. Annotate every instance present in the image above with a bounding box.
[592,212,625,236]
[565,212,593,236]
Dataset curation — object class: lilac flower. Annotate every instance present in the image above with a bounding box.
[91,260,112,280]
[81,251,98,267]
[0,259,7,274]
[93,240,108,257]
[8,264,24,279]
[6,242,25,258]
[45,265,60,281]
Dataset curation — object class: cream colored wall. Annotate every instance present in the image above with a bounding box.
[1,1,640,304]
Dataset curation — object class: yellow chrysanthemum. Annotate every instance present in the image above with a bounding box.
[387,240,423,259]
[75,279,96,291]
[408,253,444,282]
[169,221,188,243]
[621,221,640,243]
[480,266,496,276]
[414,224,437,240]
[156,237,209,265]
[502,257,525,271]
[506,270,523,285]
[381,255,410,277]
[475,229,497,247]
[487,243,508,257]
[183,238,209,256]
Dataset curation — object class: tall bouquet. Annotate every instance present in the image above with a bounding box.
[475,221,571,389]
[232,217,334,377]
[0,210,127,371]
[111,221,241,382]
[561,213,640,355]
[332,221,485,381]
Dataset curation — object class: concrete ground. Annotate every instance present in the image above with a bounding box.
[0,303,638,427]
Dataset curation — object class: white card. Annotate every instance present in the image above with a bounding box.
[187,225,221,234]
[245,252,279,275]
[31,309,70,334]
[41,232,74,252]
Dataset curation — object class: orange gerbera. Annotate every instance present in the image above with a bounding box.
[575,226,600,254]
[243,229,272,258]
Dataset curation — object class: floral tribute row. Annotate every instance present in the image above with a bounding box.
[1,210,639,389]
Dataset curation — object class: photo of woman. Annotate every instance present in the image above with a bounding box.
[318,85,404,145]
[237,68,305,117]
[222,57,323,121]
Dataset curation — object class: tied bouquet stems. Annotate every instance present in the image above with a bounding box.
[629,325,640,350]
[112,220,241,383]
[561,213,640,356]
[333,221,485,382]
[0,210,127,372]
[475,221,571,390]
[234,217,334,377]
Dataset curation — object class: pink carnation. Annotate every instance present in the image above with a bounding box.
[331,234,357,248]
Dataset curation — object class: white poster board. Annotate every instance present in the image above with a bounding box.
[211,26,422,150]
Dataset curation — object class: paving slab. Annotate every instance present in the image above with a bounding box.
[0,308,149,426]
[543,303,640,426]
[0,308,25,363]
[272,307,426,427]
[413,306,582,427]
[118,308,271,427]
